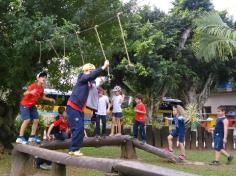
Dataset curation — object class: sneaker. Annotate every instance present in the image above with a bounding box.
[68,150,84,156]
[178,154,186,160]
[227,155,233,164]
[109,133,114,136]
[39,163,52,170]
[16,136,28,144]
[28,136,41,144]
[141,140,146,145]
[209,160,220,166]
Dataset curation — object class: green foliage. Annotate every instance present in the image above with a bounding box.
[15,117,46,138]
[195,12,236,61]
[122,107,135,125]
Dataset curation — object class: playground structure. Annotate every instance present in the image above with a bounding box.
[11,136,199,176]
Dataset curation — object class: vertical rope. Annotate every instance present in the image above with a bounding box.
[37,41,42,64]
[75,31,85,65]
[117,12,132,65]
[62,36,65,57]
[94,25,111,79]
[47,40,60,58]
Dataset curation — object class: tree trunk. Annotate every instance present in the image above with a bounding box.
[0,100,17,150]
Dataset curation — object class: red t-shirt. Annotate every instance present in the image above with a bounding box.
[54,117,69,132]
[135,102,146,122]
[20,83,44,107]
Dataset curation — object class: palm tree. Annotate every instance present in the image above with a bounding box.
[195,12,236,62]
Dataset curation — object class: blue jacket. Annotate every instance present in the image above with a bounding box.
[68,67,103,108]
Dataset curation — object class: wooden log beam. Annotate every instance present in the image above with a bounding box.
[12,144,198,176]
[132,139,180,163]
[41,135,131,150]
[13,144,119,173]
[114,161,199,176]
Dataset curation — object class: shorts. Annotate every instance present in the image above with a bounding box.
[112,112,123,118]
[171,130,185,143]
[20,105,39,120]
[214,134,224,151]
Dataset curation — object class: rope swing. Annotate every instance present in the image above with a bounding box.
[36,41,42,64]
[75,31,85,65]
[94,25,112,81]
[117,12,135,72]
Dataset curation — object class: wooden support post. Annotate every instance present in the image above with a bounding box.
[121,140,137,159]
[51,163,66,176]
[226,129,234,150]
[160,127,169,148]
[185,128,191,149]
[146,125,153,145]
[190,131,197,150]
[10,150,35,176]
[197,127,205,149]
[205,131,213,149]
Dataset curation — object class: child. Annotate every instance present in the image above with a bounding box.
[67,60,109,156]
[16,71,55,144]
[95,88,110,138]
[133,94,147,144]
[47,106,70,140]
[208,106,233,165]
[165,105,186,160]
[109,86,124,136]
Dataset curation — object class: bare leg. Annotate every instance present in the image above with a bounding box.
[31,119,39,136]
[179,143,185,156]
[19,119,31,136]
[215,151,221,161]
[220,149,230,158]
[117,118,121,134]
[109,117,115,136]
[167,135,173,151]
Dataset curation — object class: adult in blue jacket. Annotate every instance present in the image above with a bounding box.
[67,60,109,156]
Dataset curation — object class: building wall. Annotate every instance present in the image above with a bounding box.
[204,92,236,113]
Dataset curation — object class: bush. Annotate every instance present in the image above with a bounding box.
[122,107,135,125]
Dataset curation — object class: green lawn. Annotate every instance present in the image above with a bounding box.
[1,147,236,176]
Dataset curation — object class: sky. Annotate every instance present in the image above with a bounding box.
[123,0,236,21]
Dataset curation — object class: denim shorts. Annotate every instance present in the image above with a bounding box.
[214,134,223,151]
[112,112,123,118]
[171,130,185,143]
[20,105,39,120]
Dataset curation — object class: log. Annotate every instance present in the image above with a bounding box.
[114,161,199,176]
[41,135,131,150]
[10,150,37,176]
[132,139,180,163]
[120,140,137,159]
[13,144,198,176]
[51,163,66,176]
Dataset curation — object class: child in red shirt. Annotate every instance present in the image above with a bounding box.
[47,106,70,140]
[133,94,147,144]
[16,71,55,144]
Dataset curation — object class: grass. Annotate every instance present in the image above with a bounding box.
[1,147,236,176]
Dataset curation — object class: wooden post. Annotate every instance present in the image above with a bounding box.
[226,129,234,150]
[160,127,169,148]
[190,131,197,150]
[197,127,205,149]
[121,140,137,159]
[51,163,66,176]
[10,150,34,176]
[146,125,153,145]
[205,131,213,149]
[152,127,161,147]
[185,128,191,149]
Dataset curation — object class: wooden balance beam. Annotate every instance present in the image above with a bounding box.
[11,144,199,176]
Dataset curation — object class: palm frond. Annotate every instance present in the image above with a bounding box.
[195,12,236,61]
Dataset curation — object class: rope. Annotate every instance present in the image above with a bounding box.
[75,31,85,65]
[117,12,132,65]
[62,36,65,57]
[94,25,111,79]
[36,41,42,64]
[47,40,60,58]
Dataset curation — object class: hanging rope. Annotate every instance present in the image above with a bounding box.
[36,41,42,64]
[75,31,85,65]
[117,12,132,65]
[62,36,66,57]
[94,25,111,80]
[47,40,60,58]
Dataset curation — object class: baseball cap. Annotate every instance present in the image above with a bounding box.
[37,71,48,78]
